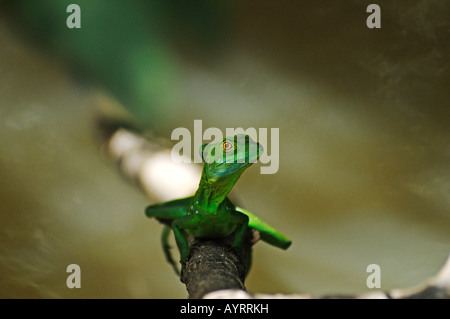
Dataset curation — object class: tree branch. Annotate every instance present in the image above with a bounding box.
[181,230,255,299]
[182,240,246,298]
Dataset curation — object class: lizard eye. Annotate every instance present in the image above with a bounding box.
[223,141,233,152]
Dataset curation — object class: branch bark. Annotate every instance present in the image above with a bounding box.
[182,240,246,299]
[181,229,255,299]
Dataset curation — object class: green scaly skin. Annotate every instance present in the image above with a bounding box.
[146,134,291,277]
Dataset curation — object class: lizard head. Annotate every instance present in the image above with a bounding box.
[200,134,263,180]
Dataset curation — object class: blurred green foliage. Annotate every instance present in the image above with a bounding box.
[7,0,229,129]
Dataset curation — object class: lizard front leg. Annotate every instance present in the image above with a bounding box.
[145,197,192,275]
[171,215,200,279]
[229,211,251,273]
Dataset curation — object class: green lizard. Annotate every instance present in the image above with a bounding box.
[145,134,291,277]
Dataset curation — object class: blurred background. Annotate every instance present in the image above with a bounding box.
[0,0,449,298]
